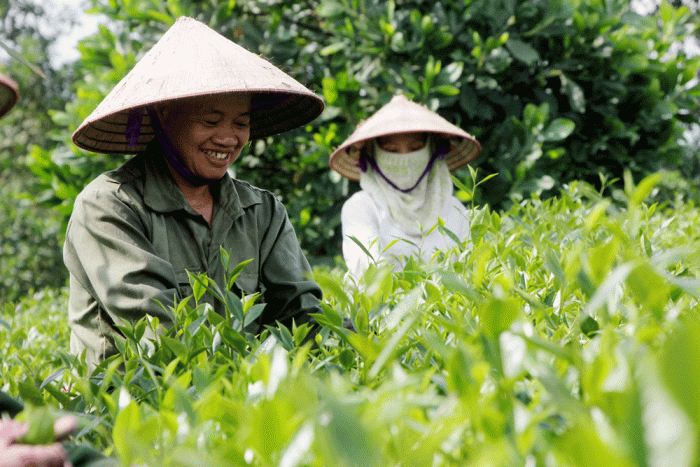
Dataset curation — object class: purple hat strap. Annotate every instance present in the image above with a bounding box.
[126,107,143,148]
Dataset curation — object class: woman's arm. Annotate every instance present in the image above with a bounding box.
[256,194,323,330]
[341,192,381,278]
[63,178,178,364]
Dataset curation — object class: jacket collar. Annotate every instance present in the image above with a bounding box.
[139,147,260,219]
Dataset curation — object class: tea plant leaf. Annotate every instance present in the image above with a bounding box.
[112,401,141,466]
[320,302,343,328]
[18,404,55,445]
[439,270,478,299]
[505,38,540,65]
[541,118,575,142]
[447,347,476,397]
[345,332,381,364]
[220,247,231,276]
[626,264,670,320]
[220,327,248,355]
[279,422,315,467]
[450,174,472,194]
[134,318,147,343]
[309,312,337,329]
[556,423,635,467]
[188,271,209,303]
[580,316,600,338]
[266,323,295,351]
[369,314,419,379]
[207,308,224,327]
[438,223,462,247]
[226,290,245,328]
[517,333,574,363]
[381,288,421,332]
[479,297,520,339]
[630,172,664,206]
[348,235,374,261]
[161,336,188,362]
[226,256,253,290]
[0,41,48,80]
[659,315,700,429]
[318,397,380,467]
[364,264,395,304]
[313,269,351,309]
[39,368,66,390]
[584,199,611,231]
[244,303,266,327]
[584,261,637,317]
[17,381,44,406]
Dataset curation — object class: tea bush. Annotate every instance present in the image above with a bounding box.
[2,172,700,466]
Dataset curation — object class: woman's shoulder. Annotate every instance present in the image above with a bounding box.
[342,190,375,210]
[341,190,379,225]
[446,196,470,213]
[74,155,147,207]
[229,178,279,207]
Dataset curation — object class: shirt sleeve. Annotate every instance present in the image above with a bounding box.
[446,197,471,242]
[340,192,381,278]
[63,179,177,359]
[256,194,322,329]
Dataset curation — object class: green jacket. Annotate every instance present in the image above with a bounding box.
[64,149,322,368]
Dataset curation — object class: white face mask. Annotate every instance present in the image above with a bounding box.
[373,142,432,191]
[360,139,454,236]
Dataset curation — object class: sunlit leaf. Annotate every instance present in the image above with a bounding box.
[505,38,540,65]
[541,118,575,142]
[659,315,700,429]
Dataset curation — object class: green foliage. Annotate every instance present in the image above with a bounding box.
[3,174,700,466]
[18,0,700,268]
[17,404,57,445]
[0,0,83,299]
[0,192,67,302]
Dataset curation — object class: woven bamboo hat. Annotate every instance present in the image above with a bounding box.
[72,16,324,154]
[329,94,481,181]
[0,72,19,119]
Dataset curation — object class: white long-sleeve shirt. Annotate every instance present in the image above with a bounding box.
[341,190,470,277]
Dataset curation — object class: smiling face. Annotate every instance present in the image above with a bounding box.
[157,93,252,184]
[376,132,427,154]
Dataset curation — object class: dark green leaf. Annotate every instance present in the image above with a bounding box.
[505,38,540,65]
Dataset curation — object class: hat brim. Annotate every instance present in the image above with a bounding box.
[329,95,481,181]
[0,73,19,119]
[73,90,324,155]
[72,17,324,154]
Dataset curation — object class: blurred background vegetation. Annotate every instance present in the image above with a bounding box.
[0,0,698,302]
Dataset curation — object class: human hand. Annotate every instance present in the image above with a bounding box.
[0,415,77,467]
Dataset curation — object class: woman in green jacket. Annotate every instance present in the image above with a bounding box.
[65,17,325,370]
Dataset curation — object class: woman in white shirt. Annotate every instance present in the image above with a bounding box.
[329,94,481,278]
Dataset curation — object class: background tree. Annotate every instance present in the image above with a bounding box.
[0,0,83,301]
[20,0,700,274]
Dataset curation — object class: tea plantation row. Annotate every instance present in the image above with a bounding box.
[1,173,699,466]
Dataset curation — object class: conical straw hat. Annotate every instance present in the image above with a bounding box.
[72,16,324,154]
[329,94,481,181]
[0,72,19,119]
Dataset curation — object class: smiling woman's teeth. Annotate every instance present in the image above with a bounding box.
[205,150,229,160]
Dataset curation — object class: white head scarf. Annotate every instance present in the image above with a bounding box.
[360,139,453,236]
